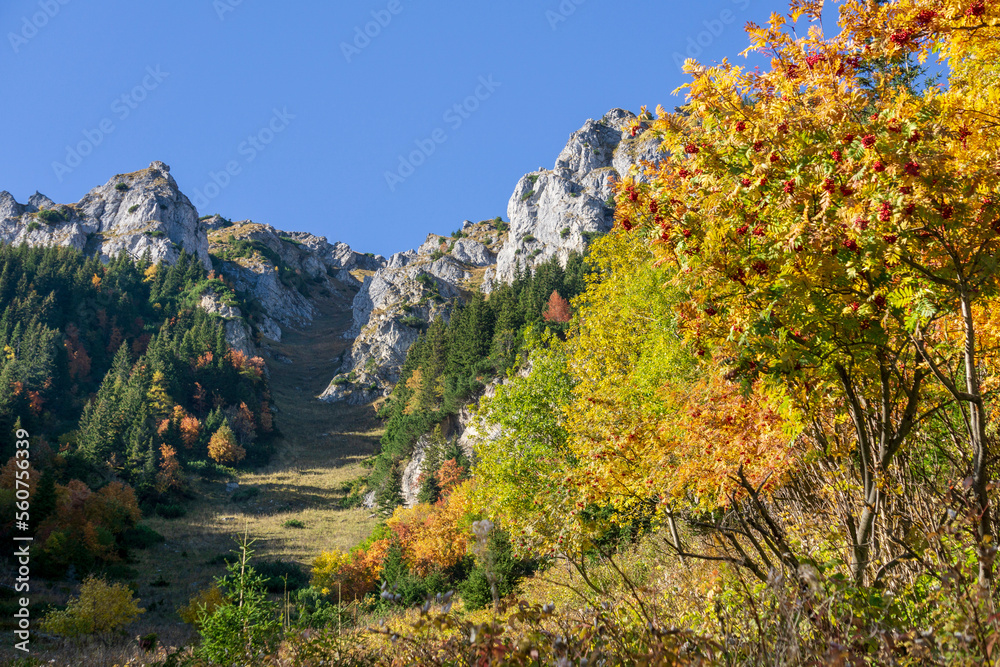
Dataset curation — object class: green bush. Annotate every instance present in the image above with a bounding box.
[119,524,165,550]
[145,230,165,238]
[399,315,427,329]
[27,221,40,232]
[128,204,139,213]
[520,190,535,202]
[154,503,187,519]
[115,182,129,191]
[291,587,342,629]
[197,538,281,664]
[459,531,537,611]
[284,519,306,529]
[186,459,237,479]
[36,208,68,224]
[560,227,571,238]
[256,559,309,593]
[231,486,261,502]
[522,234,536,243]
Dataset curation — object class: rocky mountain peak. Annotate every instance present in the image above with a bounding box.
[0,160,211,269]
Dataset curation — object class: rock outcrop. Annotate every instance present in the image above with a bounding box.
[319,219,506,404]
[207,221,376,342]
[323,109,664,404]
[483,109,660,290]
[0,162,379,357]
[0,161,212,269]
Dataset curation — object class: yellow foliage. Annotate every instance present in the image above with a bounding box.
[207,422,246,464]
[386,481,474,576]
[39,576,144,637]
[177,584,226,626]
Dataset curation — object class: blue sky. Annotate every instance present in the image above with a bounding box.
[0,0,783,257]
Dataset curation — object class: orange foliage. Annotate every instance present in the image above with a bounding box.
[64,325,91,381]
[195,351,214,370]
[37,480,140,565]
[105,326,124,356]
[386,481,473,576]
[179,415,201,448]
[435,459,465,498]
[0,456,38,495]
[156,444,182,493]
[207,423,245,464]
[258,401,273,433]
[543,290,572,323]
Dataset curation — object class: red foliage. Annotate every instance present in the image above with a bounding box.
[543,290,572,323]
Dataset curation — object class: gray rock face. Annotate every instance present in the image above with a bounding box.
[207,220,362,340]
[451,238,495,266]
[486,109,662,289]
[320,219,507,403]
[400,436,430,507]
[199,292,257,357]
[323,109,664,403]
[0,162,212,269]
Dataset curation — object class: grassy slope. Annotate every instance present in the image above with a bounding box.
[6,293,381,665]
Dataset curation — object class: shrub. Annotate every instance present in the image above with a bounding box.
[27,221,39,232]
[119,524,165,550]
[39,576,144,637]
[231,486,260,502]
[154,503,186,519]
[128,204,139,213]
[459,531,536,611]
[115,182,129,191]
[399,315,427,329]
[581,230,605,243]
[560,227,571,239]
[520,190,535,202]
[290,587,342,629]
[186,460,237,479]
[196,536,281,664]
[256,559,309,593]
[177,584,226,627]
[36,208,67,224]
[522,234,536,243]
[145,230,165,238]
[493,217,509,232]
[284,518,306,529]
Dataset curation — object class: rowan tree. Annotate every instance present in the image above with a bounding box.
[615,0,1000,583]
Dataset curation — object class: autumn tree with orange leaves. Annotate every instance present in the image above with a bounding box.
[614,0,1000,584]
